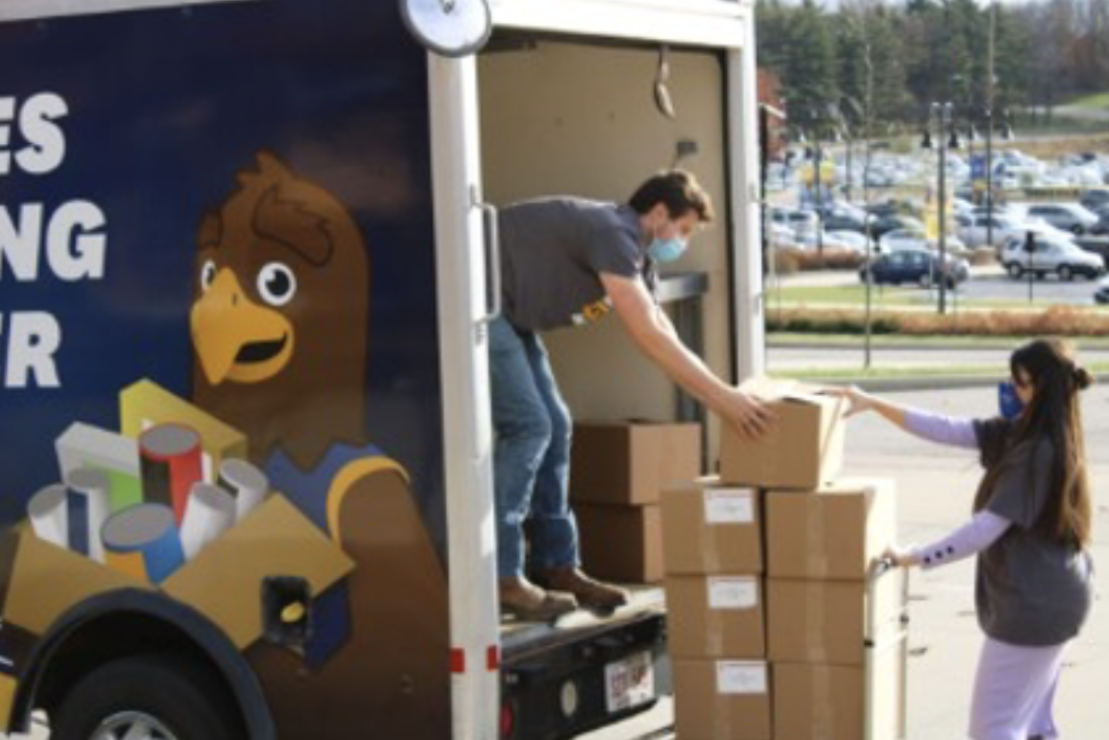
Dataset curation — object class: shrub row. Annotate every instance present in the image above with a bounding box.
[766,305,1109,337]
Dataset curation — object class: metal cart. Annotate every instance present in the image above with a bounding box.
[865,557,912,740]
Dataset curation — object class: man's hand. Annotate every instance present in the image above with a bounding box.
[719,387,774,440]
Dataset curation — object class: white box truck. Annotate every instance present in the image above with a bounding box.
[0,1,766,738]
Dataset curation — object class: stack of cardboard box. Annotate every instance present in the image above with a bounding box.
[664,381,905,740]
[570,421,701,583]
[662,477,771,740]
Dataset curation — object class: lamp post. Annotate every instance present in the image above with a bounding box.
[924,102,955,315]
[986,0,996,250]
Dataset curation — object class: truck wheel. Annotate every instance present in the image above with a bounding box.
[51,654,239,740]
[1006,263,1023,279]
[1058,265,1074,281]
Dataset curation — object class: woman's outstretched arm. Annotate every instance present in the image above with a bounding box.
[825,386,978,449]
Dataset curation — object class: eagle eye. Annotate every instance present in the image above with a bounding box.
[257,262,297,307]
[200,260,218,292]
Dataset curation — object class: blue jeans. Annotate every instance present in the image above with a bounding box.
[489,316,579,579]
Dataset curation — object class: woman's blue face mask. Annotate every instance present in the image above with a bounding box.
[998,380,1025,420]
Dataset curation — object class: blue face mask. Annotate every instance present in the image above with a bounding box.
[648,236,687,263]
[998,380,1025,420]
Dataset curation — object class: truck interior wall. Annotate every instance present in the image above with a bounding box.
[477,38,731,461]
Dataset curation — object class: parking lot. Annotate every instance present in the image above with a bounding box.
[773,262,1108,307]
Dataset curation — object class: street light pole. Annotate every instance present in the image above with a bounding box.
[933,102,952,315]
[986,0,997,249]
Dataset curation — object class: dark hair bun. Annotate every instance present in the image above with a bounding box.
[1074,366,1093,391]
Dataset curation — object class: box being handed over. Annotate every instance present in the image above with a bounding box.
[719,379,846,490]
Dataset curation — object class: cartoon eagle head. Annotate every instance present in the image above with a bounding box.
[191,152,370,470]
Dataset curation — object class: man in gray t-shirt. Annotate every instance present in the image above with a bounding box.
[490,170,772,621]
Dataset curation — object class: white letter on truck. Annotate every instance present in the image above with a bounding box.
[6,312,61,388]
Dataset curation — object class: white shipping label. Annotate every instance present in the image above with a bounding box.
[707,577,758,610]
[716,662,768,695]
[703,490,754,524]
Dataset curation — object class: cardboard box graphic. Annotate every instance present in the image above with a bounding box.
[773,648,905,740]
[661,478,761,575]
[665,575,764,659]
[766,575,903,666]
[570,421,701,506]
[672,659,772,740]
[719,380,846,490]
[5,495,353,649]
[576,503,662,583]
[766,478,897,581]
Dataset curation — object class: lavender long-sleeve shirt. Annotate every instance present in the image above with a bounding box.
[901,409,1012,570]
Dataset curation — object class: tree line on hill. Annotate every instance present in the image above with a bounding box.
[757,0,1109,137]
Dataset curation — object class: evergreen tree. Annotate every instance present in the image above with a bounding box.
[781,0,840,136]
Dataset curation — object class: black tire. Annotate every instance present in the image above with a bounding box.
[1059,265,1074,281]
[51,653,240,740]
[1006,262,1024,279]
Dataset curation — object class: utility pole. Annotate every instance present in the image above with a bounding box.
[933,102,952,315]
[986,0,996,249]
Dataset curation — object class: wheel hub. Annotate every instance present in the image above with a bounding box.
[91,711,178,740]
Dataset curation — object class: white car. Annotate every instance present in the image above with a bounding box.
[1024,203,1100,235]
[769,207,820,240]
[1000,233,1105,281]
[826,230,870,253]
[958,213,1029,249]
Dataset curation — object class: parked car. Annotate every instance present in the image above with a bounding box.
[958,213,1029,249]
[1079,188,1109,213]
[821,213,869,233]
[1095,275,1109,305]
[1000,232,1106,280]
[879,228,967,254]
[1092,205,1109,235]
[859,249,970,289]
[826,229,870,253]
[869,215,925,239]
[769,207,820,239]
[1024,203,1100,235]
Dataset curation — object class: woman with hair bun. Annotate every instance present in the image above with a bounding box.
[830,338,1095,740]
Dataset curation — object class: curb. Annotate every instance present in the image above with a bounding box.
[796,372,1109,393]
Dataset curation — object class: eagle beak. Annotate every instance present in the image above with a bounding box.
[190,268,294,385]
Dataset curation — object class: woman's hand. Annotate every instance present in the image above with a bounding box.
[880,544,920,569]
[822,385,878,417]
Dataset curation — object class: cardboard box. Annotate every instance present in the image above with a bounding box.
[570,421,701,506]
[576,503,662,583]
[766,575,903,666]
[4,495,352,648]
[661,478,762,575]
[719,380,846,490]
[766,478,897,581]
[673,659,772,740]
[665,575,765,659]
[773,647,906,740]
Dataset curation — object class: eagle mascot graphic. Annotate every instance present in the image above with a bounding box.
[189,152,449,738]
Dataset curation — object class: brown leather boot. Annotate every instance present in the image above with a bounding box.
[535,567,629,613]
[499,576,578,622]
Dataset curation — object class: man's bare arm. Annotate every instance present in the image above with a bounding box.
[600,271,770,438]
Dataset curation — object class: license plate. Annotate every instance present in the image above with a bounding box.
[604,650,655,714]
